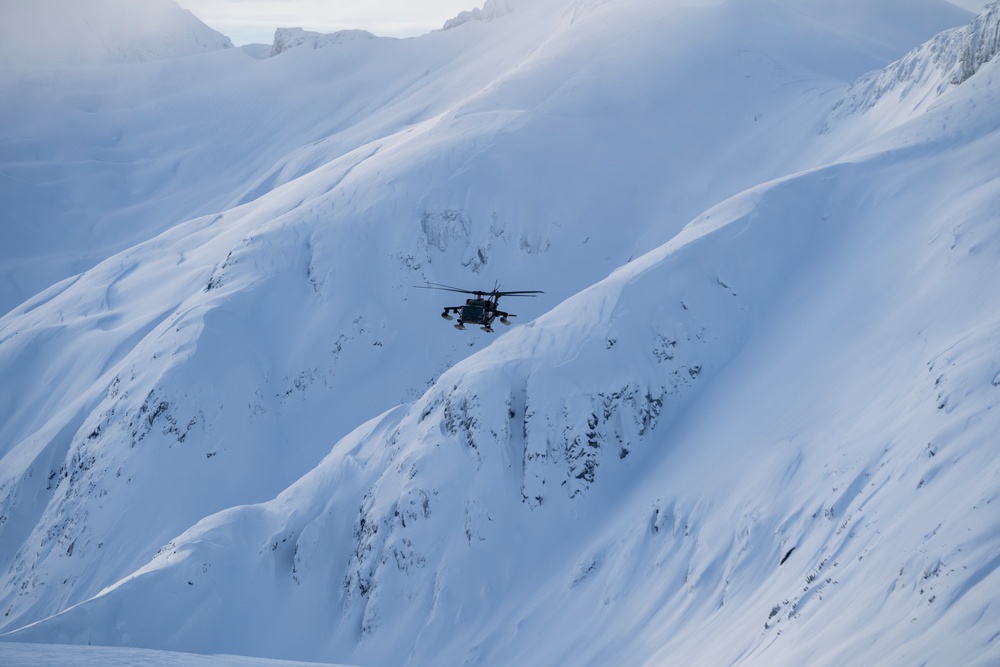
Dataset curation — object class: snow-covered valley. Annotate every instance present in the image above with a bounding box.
[2,0,1000,665]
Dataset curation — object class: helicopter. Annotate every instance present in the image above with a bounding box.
[418,282,543,332]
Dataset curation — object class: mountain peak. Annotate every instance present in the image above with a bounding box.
[269,27,377,57]
[443,0,517,30]
[0,0,232,69]
[826,1,1000,130]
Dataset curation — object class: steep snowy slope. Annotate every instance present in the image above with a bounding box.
[826,0,1000,139]
[0,0,968,315]
[2,0,998,665]
[9,23,1000,663]
[0,0,236,315]
[0,642,355,667]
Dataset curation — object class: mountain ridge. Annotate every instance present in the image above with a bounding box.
[826,0,1000,135]
[0,0,232,67]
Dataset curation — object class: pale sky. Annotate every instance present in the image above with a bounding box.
[945,0,992,12]
[175,0,481,45]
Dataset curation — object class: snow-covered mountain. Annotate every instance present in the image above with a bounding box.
[826,0,1000,135]
[2,0,1000,665]
[0,0,232,68]
[0,0,234,316]
[268,28,377,57]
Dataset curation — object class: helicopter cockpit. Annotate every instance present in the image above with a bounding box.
[460,302,487,324]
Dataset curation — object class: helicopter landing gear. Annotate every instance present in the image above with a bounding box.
[454,321,465,330]
[441,311,453,320]
[481,325,494,333]
[500,317,511,326]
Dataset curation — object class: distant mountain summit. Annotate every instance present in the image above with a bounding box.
[443,0,517,30]
[826,0,1000,130]
[269,28,376,57]
[0,0,232,68]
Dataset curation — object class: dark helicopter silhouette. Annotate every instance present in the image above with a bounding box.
[418,282,543,332]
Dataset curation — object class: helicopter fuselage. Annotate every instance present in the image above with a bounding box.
[421,282,541,332]
[459,298,493,325]
[443,298,510,331]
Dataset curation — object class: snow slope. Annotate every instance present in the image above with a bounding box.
[826,0,1000,137]
[0,0,235,315]
[3,0,999,665]
[0,0,967,316]
[0,642,355,667]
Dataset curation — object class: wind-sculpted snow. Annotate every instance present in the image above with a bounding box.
[14,133,1000,666]
[0,165,826,658]
[0,1,858,627]
[826,2,1000,133]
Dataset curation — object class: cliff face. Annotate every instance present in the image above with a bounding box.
[269,28,376,57]
[951,1,1000,83]
[826,1,1000,130]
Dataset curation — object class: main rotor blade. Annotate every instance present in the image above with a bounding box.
[416,282,478,295]
[494,290,543,297]
[417,283,543,297]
